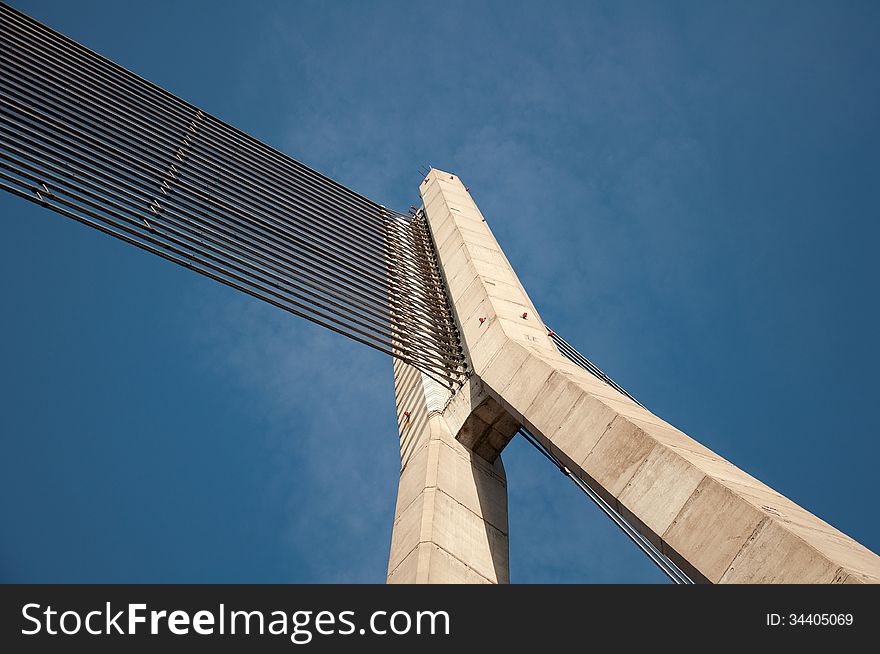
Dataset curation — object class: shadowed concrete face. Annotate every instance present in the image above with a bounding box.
[419,168,880,584]
[442,376,519,463]
[387,359,509,583]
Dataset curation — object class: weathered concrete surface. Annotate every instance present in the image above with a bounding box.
[442,375,519,463]
[420,168,880,584]
[387,358,509,583]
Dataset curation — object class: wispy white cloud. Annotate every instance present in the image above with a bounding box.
[190,286,399,582]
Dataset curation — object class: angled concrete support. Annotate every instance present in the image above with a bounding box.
[418,168,880,584]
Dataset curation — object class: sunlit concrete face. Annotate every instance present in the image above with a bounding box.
[387,359,509,583]
[417,168,880,584]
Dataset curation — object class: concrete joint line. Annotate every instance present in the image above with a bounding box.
[413,541,496,584]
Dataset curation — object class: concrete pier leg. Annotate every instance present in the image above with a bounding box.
[386,359,510,583]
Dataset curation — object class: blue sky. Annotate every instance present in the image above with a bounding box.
[1,0,878,583]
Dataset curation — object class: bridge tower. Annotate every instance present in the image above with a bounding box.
[387,169,880,584]
[2,3,878,584]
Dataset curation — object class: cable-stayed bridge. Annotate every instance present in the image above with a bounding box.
[2,2,878,584]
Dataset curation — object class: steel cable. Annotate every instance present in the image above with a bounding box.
[0,2,465,387]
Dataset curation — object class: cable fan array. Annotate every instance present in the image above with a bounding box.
[0,2,465,387]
